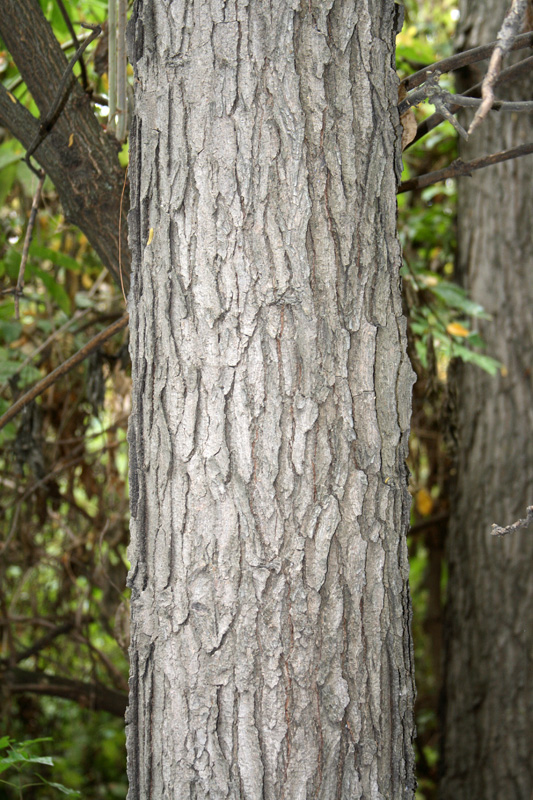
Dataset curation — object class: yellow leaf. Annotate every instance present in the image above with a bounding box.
[7,91,16,103]
[147,228,154,245]
[446,322,470,338]
[416,488,434,517]
[68,133,74,147]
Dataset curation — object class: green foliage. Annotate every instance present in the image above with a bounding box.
[397,2,502,380]
[1,1,130,797]
[0,737,81,797]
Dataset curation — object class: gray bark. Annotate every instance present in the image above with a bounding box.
[441,2,533,798]
[126,1,415,798]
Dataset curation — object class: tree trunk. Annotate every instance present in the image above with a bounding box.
[441,3,533,798]
[126,2,416,797]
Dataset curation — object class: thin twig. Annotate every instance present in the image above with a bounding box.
[116,0,127,142]
[14,622,75,664]
[469,0,529,135]
[119,166,128,304]
[0,269,109,396]
[14,171,46,319]
[398,142,533,193]
[399,74,533,116]
[9,455,88,511]
[0,314,129,432]
[54,0,89,91]
[25,24,101,166]
[5,33,94,96]
[400,30,533,92]
[0,504,20,557]
[0,267,108,395]
[407,55,533,148]
[449,94,533,111]
[491,505,533,536]
[108,0,117,133]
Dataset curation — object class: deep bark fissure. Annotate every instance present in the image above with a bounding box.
[126,1,415,797]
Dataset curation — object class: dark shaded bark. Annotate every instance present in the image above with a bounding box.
[0,0,130,289]
[441,2,533,798]
[126,1,415,797]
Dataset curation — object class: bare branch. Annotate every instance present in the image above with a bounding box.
[25,24,101,165]
[400,30,533,92]
[0,1,130,288]
[14,170,45,319]
[1,665,127,717]
[108,0,117,133]
[398,72,533,118]
[54,0,89,91]
[0,314,129,432]
[116,0,128,141]
[491,505,533,536]
[0,269,109,395]
[14,622,75,663]
[407,55,533,148]
[398,142,533,193]
[469,0,530,135]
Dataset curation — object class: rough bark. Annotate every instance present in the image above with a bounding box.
[441,2,533,798]
[126,1,415,798]
[0,0,130,288]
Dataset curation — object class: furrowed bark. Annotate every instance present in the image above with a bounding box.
[126,1,415,797]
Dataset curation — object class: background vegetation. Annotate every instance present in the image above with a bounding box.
[0,0,503,797]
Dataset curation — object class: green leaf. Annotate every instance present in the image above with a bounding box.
[429,282,492,318]
[37,776,82,797]
[0,163,17,208]
[2,249,21,281]
[12,739,53,747]
[0,319,22,344]
[0,300,16,320]
[0,140,24,171]
[29,243,82,273]
[21,755,55,767]
[33,267,72,315]
[452,344,502,375]
[0,347,24,382]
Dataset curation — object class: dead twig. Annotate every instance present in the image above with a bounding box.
[398,73,533,119]
[0,314,129,432]
[54,0,89,91]
[14,170,45,319]
[407,55,533,148]
[491,505,533,536]
[400,30,533,92]
[469,0,530,135]
[398,142,533,193]
[25,23,101,169]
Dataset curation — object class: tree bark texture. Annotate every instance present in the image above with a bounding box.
[441,2,533,798]
[126,1,415,798]
[0,0,130,288]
